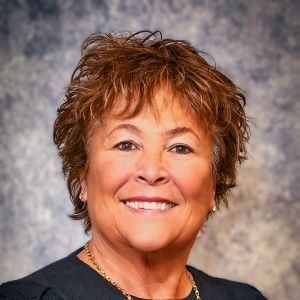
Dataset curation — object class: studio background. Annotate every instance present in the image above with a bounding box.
[0,1,299,299]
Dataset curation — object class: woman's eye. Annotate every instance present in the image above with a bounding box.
[170,144,192,154]
[114,141,138,151]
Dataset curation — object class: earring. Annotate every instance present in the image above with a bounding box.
[212,205,217,212]
[79,192,84,200]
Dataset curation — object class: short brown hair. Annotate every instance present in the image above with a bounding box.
[53,30,250,233]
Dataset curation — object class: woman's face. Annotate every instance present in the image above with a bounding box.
[81,88,215,253]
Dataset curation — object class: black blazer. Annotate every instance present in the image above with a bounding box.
[0,247,267,300]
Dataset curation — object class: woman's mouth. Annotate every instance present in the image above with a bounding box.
[124,201,175,210]
[121,196,177,211]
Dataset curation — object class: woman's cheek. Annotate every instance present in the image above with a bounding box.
[172,162,213,198]
[99,154,136,186]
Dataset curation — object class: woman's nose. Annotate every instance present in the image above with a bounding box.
[134,150,170,186]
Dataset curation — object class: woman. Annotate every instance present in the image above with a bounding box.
[0,31,267,299]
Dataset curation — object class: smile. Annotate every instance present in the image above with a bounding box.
[124,201,176,210]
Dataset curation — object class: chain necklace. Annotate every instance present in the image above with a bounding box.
[84,241,201,300]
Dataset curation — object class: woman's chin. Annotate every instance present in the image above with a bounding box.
[121,231,177,253]
[128,239,172,253]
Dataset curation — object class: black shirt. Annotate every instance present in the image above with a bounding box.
[0,246,267,299]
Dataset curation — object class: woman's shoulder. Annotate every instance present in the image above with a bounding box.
[187,265,267,300]
[0,246,125,300]
[0,279,65,299]
[0,247,84,300]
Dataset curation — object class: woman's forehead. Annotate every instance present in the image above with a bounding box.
[105,100,189,127]
[104,86,190,119]
[99,102,210,142]
[95,84,211,137]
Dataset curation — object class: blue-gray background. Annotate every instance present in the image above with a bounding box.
[0,0,299,299]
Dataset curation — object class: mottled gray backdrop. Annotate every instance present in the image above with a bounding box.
[0,0,299,299]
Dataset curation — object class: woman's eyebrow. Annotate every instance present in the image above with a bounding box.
[107,124,142,137]
[164,127,200,140]
[107,124,200,140]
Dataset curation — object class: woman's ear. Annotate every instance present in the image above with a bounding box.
[210,184,217,212]
[79,172,88,202]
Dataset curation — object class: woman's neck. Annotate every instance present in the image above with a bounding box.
[77,233,195,299]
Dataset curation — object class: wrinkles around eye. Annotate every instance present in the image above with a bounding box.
[114,141,139,151]
[170,144,193,154]
[113,141,193,155]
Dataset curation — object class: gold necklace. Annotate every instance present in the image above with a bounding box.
[84,241,201,300]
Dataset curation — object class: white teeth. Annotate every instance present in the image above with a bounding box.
[149,202,156,209]
[124,201,175,211]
